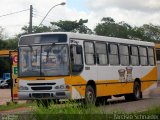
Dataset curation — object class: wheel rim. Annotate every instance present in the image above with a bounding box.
[87,90,94,103]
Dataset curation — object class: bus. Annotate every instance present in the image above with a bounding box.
[17,32,157,105]
[0,50,18,101]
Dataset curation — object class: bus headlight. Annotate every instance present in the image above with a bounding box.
[55,84,70,90]
[19,86,29,90]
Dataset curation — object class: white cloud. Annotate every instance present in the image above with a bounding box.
[87,0,160,12]
[0,0,160,38]
[0,0,68,37]
[86,0,160,27]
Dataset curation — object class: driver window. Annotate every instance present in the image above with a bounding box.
[70,45,83,65]
[70,45,83,75]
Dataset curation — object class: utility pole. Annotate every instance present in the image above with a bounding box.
[29,5,33,34]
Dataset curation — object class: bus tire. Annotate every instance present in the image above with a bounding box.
[84,85,96,105]
[133,81,141,100]
[125,82,141,101]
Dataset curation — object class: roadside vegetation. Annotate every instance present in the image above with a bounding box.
[0,100,160,120]
[0,103,34,112]
[33,102,160,120]
[0,102,35,111]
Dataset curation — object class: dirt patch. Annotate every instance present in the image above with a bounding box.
[0,89,11,105]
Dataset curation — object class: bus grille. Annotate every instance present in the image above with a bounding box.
[32,93,50,98]
[31,87,52,90]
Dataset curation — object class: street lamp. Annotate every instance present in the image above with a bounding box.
[38,2,66,26]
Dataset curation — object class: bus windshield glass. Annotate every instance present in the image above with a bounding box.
[19,44,69,77]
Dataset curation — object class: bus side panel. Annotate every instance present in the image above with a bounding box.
[96,66,157,97]
[70,76,86,99]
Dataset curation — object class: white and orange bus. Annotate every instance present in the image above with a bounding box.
[17,32,157,105]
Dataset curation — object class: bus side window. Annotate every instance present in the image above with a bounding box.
[70,45,83,75]
[95,42,108,65]
[130,46,139,66]
[119,44,129,66]
[139,47,148,66]
[148,47,155,66]
[84,41,96,65]
[108,43,119,65]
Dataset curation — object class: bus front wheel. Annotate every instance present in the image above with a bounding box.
[84,85,96,105]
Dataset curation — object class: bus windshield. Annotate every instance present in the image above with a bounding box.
[19,44,69,77]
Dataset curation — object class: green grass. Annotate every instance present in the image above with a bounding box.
[33,101,106,120]
[138,105,160,114]
[1,101,160,120]
[32,101,160,120]
[0,102,35,111]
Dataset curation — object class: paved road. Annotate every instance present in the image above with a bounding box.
[0,89,11,105]
[100,96,160,113]
[100,86,160,113]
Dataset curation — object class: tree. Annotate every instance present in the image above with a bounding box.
[50,19,93,34]
[139,24,160,42]
[94,17,133,39]
[20,19,93,36]
[94,17,160,42]
[20,25,52,35]
[0,27,18,77]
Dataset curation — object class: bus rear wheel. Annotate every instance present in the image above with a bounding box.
[133,82,142,100]
[125,81,142,101]
[84,85,96,105]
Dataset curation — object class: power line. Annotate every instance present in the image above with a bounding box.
[0,9,29,18]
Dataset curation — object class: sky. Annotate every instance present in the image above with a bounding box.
[0,0,160,38]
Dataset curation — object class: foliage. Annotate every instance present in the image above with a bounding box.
[139,24,160,42]
[0,28,18,77]
[0,27,4,40]
[19,19,93,36]
[21,25,52,35]
[0,102,34,111]
[94,17,133,39]
[51,19,93,34]
[94,17,160,42]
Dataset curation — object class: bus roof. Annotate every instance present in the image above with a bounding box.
[20,32,155,47]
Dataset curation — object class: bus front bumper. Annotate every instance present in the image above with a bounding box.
[18,91,71,100]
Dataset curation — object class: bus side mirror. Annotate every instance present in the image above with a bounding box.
[76,45,82,54]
